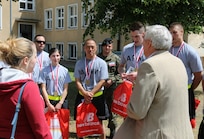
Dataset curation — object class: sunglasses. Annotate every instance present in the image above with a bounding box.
[36,40,46,44]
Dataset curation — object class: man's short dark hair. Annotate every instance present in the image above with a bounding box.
[34,34,45,41]
[169,22,184,31]
[129,21,145,32]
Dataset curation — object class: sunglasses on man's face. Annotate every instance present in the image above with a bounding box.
[36,40,46,44]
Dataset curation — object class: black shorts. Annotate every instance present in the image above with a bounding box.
[50,99,69,109]
[74,93,109,120]
[188,87,195,119]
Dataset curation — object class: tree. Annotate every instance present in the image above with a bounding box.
[82,0,204,39]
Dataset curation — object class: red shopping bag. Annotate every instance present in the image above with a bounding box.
[45,109,70,139]
[111,80,133,117]
[76,102,103,138]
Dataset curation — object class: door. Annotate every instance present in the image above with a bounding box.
[18,22,35,41]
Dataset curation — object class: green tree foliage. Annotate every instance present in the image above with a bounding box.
[82,0,204,39]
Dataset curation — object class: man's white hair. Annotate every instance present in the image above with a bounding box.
[144,25,172,50]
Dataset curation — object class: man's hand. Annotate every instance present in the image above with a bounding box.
[120,71,138,83]
[84,91,93,103]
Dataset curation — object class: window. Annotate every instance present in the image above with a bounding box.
[81,0,94,28]
[55,6,64,29]
[98,43,102,54]
[18,23,35,40]
[45,43,52,53]
[19,0,35,11]
[81,43,85,58]
[56,43,64,59]
[44,9,53,30]
[68,4,78,28]
[0,5,2,29]
[68,43,77,60]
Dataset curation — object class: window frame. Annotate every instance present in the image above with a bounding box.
[19,0,35,11]
[81,0,94,28]
[67,4,78,29]
[55,6,65,29]
[56,42,64,59]
[45,42,52,53]
[68,42,77,60]
[44,8,53,30]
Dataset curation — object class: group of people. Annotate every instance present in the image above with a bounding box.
[0,21,204,139]
[0,35,71,139]
[74,21,204,139]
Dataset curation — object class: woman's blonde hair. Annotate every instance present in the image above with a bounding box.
[0,37,34,67]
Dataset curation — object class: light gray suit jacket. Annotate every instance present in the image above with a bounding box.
[114,51,194,139]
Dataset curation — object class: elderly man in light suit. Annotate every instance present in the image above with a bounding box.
[113,25,194,139]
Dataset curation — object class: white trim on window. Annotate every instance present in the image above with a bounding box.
[44,8,53,30]
[17,22,36,40]
[45,42,52,53]
[55,6,64,29]
[68,42,77,60]
[81,43,85,58]
[56,42,64,59]
[19,0,35,11]
[81,0,94,28]
[67,4,78,29]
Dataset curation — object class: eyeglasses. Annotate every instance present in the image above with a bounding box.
[36,41,46,44]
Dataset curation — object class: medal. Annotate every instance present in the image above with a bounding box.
[54,91,58,96]
[85,57,95,86]
[85,79,90,85]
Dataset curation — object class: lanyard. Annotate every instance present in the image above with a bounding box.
[134,46,144,69]
[50,65,59,92]
[37,52,43,70]
[85,57,95,79]
[171,42,184,57]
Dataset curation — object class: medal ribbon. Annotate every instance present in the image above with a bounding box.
[50,65,59,92]
[37,52,43,70]
[134,46,144,69]
[171,42,184,57]
[85,57,95,80]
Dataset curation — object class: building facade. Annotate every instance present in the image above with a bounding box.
[0,0,204,63]
[0,0,129,61]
